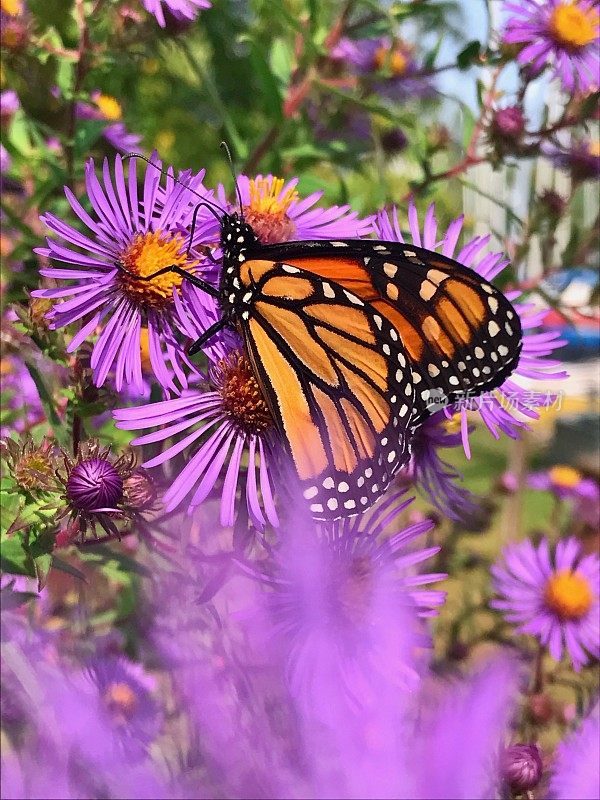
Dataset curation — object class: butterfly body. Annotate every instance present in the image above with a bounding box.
[213,212,522,520]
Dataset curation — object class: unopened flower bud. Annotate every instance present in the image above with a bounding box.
[501,743,543,792]
[381,128,408,155]
[427,123,450,151]
[491,105,526,142]
[538,189,566,219]
[497,471,519,495]
[66,457,124,511]
[123,467,159,512]
[527,692,554,725]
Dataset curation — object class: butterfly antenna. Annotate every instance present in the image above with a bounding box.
[220,141,244,221]
[124,152,226,216]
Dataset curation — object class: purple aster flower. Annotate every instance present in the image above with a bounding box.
[500,743,544,792]
[0,354,44,434]
[76,91,143,153]
[142,0,211,28]
[374,203,568,457]
[405,410,480,521]
[114,299,279,530]
[549,702,600,799]
[213,173,374,246]
[503,0,599,93]
[491,536,600,671]
[33,154,218,393]
[542,137,600,182]
[332,36,434,100]
[529,466,600,528]
[246,490,446,712]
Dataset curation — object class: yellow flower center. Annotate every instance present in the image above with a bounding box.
[0,0,22,16]
[373,45,408,76]
[94,94,122,121]
[213,351,273,435]
[544,569,593,620]
[550,2,598,49]
[243,176,298,244]
[588,140,600,157]
[549,465,581,489]
[117,230,196,310]
[104,682,138,717]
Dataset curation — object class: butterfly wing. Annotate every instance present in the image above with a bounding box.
[237,261,414,519]
[247,239,522,422]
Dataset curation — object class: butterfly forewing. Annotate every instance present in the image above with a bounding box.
[238,261,415,520]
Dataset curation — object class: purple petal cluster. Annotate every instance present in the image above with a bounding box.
[491,536,599,670]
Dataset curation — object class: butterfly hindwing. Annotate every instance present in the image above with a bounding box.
[238,261,415,520]
[246,239,523,422]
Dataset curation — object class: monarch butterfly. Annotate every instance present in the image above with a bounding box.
[118,157,522,521]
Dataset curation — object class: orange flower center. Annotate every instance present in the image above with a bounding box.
[544,569,593,620]
[549,465,581,489]
[549,2,598,49]
[242,176,297,244]
[213,351,273,435]
[104,682,138,720]
[373,45,408,76]
[94,94,122,121]
[0,0,22,16]
[118,230,196,310]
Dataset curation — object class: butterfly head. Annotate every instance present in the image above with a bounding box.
[220,212,259,264]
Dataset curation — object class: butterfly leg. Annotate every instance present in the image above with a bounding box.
[114,261,220,298]
[188,318,228,356]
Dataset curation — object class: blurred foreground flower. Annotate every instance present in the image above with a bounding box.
[549,702,600,799]
[246,490,445,712]
[492,536,599,670]
[375,204,567,458]
[503,0,599,93]
[33,154,217,393]
[114,300,278,530]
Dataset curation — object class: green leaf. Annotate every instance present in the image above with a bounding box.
[269,38,294,89]
[1,535,35,577]
[34,552,52,591]
[424,34,444,71]
[457,40,481,70]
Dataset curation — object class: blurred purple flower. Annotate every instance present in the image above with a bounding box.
[0,88,19,125]
[246,491,445,714]
[214,173,374,246]
[374,204,567,457]
[503,0,599,93]
[114,295,279,530]
[333,36,434,100]
[542,137,600,181]
[142,0,211,28]
[33,154,218,393]
[549,702,600,799]
[90,656,161,755]
[491,536,599,670]
[0,354,43,434]
[76,91,143,153]
[528,465,600,527]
